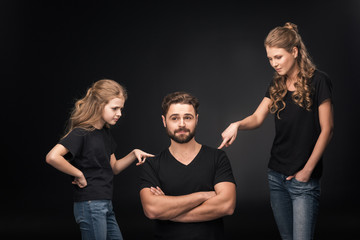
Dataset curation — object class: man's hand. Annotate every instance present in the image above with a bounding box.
[150,186,216,199]
[150,186,165,196]
[140,187,216,220]
[170,182,236,223]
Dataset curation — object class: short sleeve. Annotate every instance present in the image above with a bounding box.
[265,79,273,99]
[111,136,117,154]
[106,129,117,155]
[265,87,270,98]
[214,150,236,186]
[58,128,85,160]
[139,158,161,190]
[316,72,333,105]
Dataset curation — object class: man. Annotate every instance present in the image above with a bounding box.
[139,92,236,240]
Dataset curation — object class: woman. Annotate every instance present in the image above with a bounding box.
[219,23,333,239]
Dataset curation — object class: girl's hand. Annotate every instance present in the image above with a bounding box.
[72,173,87,188]
[218,122,239,149]
[134,149,155,166]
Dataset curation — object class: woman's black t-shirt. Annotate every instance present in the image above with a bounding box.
[265,70,333,178]
[59,127,116,202]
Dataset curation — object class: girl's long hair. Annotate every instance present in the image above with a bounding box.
[63,79,127,138]
[265,22,316,119]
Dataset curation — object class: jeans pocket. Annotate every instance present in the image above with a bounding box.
[290,178,320,197]
[292,177,308,184]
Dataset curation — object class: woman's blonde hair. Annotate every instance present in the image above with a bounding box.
[63,79,127,138]
[265,22,316,119]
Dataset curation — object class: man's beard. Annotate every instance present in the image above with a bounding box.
[166,127,196,144]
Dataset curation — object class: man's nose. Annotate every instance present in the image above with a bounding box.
[179,118,185,126]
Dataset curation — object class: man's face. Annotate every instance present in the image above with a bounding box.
[162,103,198,144]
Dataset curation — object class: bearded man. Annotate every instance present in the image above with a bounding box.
[139,91,236,240]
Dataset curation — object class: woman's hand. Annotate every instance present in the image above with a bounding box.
[218,122,239,149]
[286,168,312,182]
[133,149,155,166]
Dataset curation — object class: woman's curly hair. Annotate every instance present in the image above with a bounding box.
[265,22,316,119]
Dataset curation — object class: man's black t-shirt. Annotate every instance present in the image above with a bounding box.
[59,127,116,202]
[265,70,333,178]
[139,145,236,240]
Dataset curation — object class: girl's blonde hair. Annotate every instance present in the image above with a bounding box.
[63,79,127,138]
[265,22,316,119]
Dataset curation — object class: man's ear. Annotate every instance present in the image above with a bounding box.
[162,115,167,128]
[196,114,199,125]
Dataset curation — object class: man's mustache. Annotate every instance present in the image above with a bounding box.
[174,128,190,133]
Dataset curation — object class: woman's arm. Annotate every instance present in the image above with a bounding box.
[45,144,87,188]
[110,149,155,175]
[287,99,334,181]
[218,97,271,149]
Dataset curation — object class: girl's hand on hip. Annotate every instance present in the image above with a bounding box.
[72,173,87,188]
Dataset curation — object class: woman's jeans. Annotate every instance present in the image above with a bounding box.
[268,169,320,240]
[74,200,123,240]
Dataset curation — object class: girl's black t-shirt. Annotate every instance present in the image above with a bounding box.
[59,127,116,202]
[265,70,333,178]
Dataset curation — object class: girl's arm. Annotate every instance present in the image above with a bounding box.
[110,149,155,175]
[46,144,87,188]
[286,99,334,182]
[218,97,271,149]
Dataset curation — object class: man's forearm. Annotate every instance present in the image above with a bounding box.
[171,182,236,222]
[140,188,215,220]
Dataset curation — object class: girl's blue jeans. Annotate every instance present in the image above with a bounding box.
[74,200,123,240]
[268,169,320,240]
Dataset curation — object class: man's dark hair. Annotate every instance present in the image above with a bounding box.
[161,92,199,116]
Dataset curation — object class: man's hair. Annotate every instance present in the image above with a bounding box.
[161,91,199,116]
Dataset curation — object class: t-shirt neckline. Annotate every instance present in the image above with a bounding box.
[167,145,203,167]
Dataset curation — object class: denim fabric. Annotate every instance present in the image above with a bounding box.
[268,169,320,240]
[74,200,123,240]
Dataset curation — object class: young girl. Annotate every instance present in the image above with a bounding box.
[46,79,154,240]
[219,23,334,239]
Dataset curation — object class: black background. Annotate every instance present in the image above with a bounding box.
[2,1,360,239]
